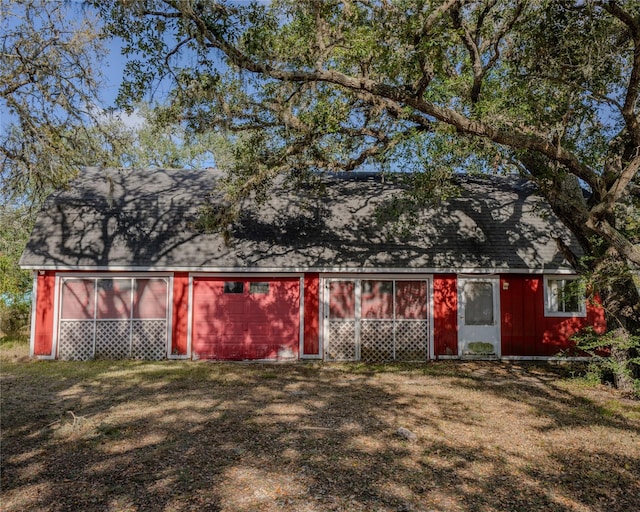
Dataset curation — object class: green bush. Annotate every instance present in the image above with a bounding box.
[0,301,31,337]
[573,327,640,399]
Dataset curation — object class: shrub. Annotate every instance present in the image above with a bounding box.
[0,300,30,338]
[573,327,640,399]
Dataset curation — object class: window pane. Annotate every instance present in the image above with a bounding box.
[61,279,95,319]
[361,280,393,319]
[548,280,560,312]
[464,282,494,325]
[549,279,583,313]
[249,282,270,294]
[133,278,167,319]
[396,281,428,319]
[563,292,581,312]
[224,281,244,294]
[97,279,132,319]
[329,281,355,319]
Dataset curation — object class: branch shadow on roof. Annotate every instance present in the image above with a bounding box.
[20,168,581,272]
[229,173,579,271]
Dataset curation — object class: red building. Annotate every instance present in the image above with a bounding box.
[21,168,604,361]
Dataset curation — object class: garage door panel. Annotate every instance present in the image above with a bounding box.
[219,300,246,316]
[217,341,245,360]
[194,338,244,359]
[246,281,298,313]
[192,277,300,360]
[220,321,246,336]
[248,322,270,336]
[246,343,275,360]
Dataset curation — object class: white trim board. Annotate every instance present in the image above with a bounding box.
[23,265,580,275]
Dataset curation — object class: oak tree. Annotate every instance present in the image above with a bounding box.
[0,1,223,329]
[96,0,640,388]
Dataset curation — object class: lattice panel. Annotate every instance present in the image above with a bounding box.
[95,320,131,359]
[326,321,357,361]
[58,321,95,360]
[131,320,167,360]
[360,320,395,362]
[395,320,428,361]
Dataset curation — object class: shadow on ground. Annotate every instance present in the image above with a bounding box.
[1,361,639,511]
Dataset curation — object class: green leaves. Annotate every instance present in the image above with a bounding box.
[68,2,640,275]
[0,203,33,337]
[1,0,108,202]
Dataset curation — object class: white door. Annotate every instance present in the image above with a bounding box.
[458,277,500,357]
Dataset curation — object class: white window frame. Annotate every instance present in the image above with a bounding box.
[543,275,586,318]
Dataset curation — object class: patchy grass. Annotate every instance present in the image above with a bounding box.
[1,354,639,512]
[0,333,30,363]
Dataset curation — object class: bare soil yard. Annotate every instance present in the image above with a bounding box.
[1,344,639,511]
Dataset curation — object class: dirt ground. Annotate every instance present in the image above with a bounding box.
[1,350,639,511]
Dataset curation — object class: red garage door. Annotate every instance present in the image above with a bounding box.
[192,277,300,360]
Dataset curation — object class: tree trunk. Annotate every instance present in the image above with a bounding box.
[609,330,637,395]
[596,270,640,396]
[536,171,640,395]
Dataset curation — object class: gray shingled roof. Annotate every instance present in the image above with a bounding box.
[19,167,581,272]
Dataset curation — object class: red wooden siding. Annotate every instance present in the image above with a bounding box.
[500,275,605,356]
[433,275,458,356]
[192,277,300,360]
[171,273,189,356]
[303,273,320,356]
[33,271,56,356]
[30,270,607,361]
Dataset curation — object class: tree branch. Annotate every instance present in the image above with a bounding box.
[418,0,461,39]
[599,1,640,146]
[171,1,599,188]
[450,5,484,103]
[591,153,640,217]
[586,215,640,266]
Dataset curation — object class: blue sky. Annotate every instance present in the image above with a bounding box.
[0,1,129,135]
[1,1,261,133]
[102,37,128,108]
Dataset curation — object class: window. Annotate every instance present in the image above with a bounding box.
[328,281,355,319]
[56,276,170,360]
[544,276,586,316]
[60,279,95,320]
[361,280,393,319]
[224,281,244,294]
[463,281,494,325]
[61,277,169,321]
[97,278,132,319]
[395,281,428,319]
[249,282,270,294]
[133,279,168,319]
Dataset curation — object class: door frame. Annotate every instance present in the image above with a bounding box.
[321,274,433,361]
[53,272,173,361]
[457,275,501,357]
